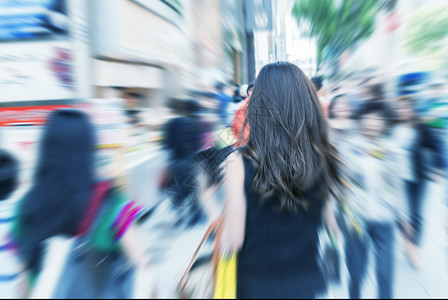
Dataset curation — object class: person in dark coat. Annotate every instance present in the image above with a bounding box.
[161,100,212,227]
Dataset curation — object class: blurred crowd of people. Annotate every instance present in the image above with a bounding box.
[316,70,448,298]
[1,63,447,299]
[0,73,254,298]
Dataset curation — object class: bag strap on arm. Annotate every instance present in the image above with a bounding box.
[178,217,224,292]
[76,181,112,237]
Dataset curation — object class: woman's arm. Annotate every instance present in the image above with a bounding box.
[323,197,341,240]
[121,224,156,298]
[120,224,150,268]
[221,151,246,253]
[114,190,154,298]
[197,168,224,221]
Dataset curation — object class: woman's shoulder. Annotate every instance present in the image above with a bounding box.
[223,150,245,172]
[225,149,242,161]
[222,150,247,190]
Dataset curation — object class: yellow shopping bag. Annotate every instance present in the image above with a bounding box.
[213,253,237,299]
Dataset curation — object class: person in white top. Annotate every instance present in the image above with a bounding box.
[342,101,407,299]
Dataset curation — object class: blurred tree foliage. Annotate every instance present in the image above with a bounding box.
[291,0,385,71]
[401,4,448,58]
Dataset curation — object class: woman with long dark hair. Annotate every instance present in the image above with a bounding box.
[14,109,96,281]
[221,62,343,298]
[10,109,152,297]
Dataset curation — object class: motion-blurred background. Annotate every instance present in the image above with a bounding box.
[1,0,447,187]
[1,0,448,298]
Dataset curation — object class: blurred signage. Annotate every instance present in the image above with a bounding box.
[131,0,183,26]
[0,41,74,102]
[79,98,129,180]
[94,60,164,89]
[245,0,273,32]
[79,98,128,149]
[0,104,74,126]
[0,0,69,41]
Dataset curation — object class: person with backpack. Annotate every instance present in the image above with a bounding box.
[10,109,153,298]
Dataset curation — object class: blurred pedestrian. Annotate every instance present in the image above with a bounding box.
[0,149,26,298]
[123,92,142,127]
[10,109,152,298]
[328,94,354,130]
[215,82,233,127]
[239,84,248,99]
[227,85,245,125]
[342,101,407,299]
[390,95,433,268]
[312,75,330,117]
[231,83,253,147]
[311,75,323,92]
[161,100,212,227]
[232,85,244,103]
[220,62,343,298]
[421,77,448,181]
[327,93,360,236]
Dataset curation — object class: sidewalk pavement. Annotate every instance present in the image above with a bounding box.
[137,199,216,298]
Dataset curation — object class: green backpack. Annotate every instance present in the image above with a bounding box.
[84,185,128,253]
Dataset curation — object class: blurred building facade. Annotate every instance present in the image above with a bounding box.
[0,0,253,187]
[327,0,445,86]
[251,0,318,79]
[88,0,250,108]
[0,0,252,108]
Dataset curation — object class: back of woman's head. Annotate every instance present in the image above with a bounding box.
[184,99,202,116]
[358,99,387,117]
[369,83,384,100]
[35,109,95,178]
[242,61,341,212]
[328,94,349,119]
[311,76,323,92]
[392,95,417,123]
[19,109,96,273]
[0,149,18,200]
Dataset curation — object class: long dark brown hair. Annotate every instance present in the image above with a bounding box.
[17,109,95,276]
[241,62,343,212]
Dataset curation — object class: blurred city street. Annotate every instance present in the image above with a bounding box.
[130,149,448,298]
[136,174,448,298]
[2,0,448,298]
[27,162,448,298]
[128,160,448,298]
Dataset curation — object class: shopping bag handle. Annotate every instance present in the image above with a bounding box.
[179,216,224,291]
